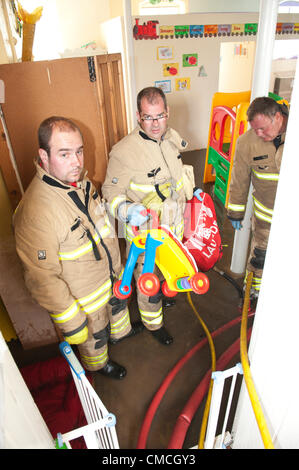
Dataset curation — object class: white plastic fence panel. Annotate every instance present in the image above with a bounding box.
[205,363,243,449]
[59,341,119,450]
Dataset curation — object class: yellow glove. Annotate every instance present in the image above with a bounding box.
[142,183,172,219]
[66,326,88,345]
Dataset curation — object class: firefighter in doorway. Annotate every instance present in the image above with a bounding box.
[227,96,288,310]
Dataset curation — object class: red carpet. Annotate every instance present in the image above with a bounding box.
[21,355,92,449]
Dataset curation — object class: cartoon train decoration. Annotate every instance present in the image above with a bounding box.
[133,19,299,40]
[133,18,159,39]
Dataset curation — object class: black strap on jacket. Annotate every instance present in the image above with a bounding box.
[68,182,115,283]
[273,134,283,150]
[42,174,115,282]
[154,183,167,202]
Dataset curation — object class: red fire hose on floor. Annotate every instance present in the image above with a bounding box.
[137,312,254,449]
[167,328,251,448]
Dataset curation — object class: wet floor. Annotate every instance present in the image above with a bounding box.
[7,149,252,449]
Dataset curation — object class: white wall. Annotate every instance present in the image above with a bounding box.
[0,331,54,448]
[132,12,298,151]
[6,0,111,61]
[55,0,111,51]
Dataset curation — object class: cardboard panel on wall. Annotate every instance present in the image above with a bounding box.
[0,54,127,349]
[0,53,127,196]
[0,119,22,210]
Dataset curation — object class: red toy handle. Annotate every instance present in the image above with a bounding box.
[132,209,159,236]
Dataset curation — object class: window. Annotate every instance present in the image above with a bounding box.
[139,0,186,16]
[14,0,62,61]
[278,1,299,13]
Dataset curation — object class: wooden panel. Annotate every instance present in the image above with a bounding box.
[0,118,22,211]
[0,53,127,196]
[0,54,127,348]
[95,54,128,153]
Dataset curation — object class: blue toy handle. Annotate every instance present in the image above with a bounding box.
[59,341,85,378]
[143,233,163,274]
[118,242,144,296]
[115,210,161,298]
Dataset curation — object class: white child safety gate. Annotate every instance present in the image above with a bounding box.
[57,341,119,449]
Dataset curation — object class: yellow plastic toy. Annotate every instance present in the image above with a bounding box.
[203,91,251,207]
[113,210,209,299]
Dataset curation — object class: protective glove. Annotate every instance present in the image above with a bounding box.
[127,203,149,226]
[66,325,88,345]
[193,188,204,201]
[230,220,242,230]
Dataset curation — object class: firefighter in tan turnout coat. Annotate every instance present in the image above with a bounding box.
[102,87,193,346]
[227,97,288,308]
[14,117,144,380]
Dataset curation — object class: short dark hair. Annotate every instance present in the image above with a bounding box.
[137,87,168,113]
[247,97,285,122]
[38,116,83,155]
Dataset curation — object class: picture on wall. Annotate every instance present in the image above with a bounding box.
[183,53,198,67]
[155,80,171,93]
[175,78,190,91]
[157,47,173,60]
[198,65,208,77]
[163,63,179,76]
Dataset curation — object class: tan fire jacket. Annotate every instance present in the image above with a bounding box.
[227,128,285,226]
[102,125,188,242]
[13,162,122,339]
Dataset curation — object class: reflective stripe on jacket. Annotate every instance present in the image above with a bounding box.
[227,128,284,224]
[13,162,122,337]
[102,125,188,241]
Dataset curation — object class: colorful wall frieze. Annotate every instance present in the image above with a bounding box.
[133,20,299,39]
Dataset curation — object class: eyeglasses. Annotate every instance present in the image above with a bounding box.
[140,112,168,122]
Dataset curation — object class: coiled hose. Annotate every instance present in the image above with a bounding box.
[212,266,243,299]
[240,271,274,449]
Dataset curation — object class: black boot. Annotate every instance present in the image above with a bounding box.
[162,297,176,309]
[109,321,145,345]
[98,360,127,380]
[151,326,173,345]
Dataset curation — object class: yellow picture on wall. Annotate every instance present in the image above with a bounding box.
[175,78,190,91]
[163,63,179,76]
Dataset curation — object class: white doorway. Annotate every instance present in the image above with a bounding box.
[218,41,256,93]
[270,39,298,103]
[219,38,298,102]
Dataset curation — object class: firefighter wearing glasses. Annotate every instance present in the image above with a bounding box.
[102,87,194,346]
